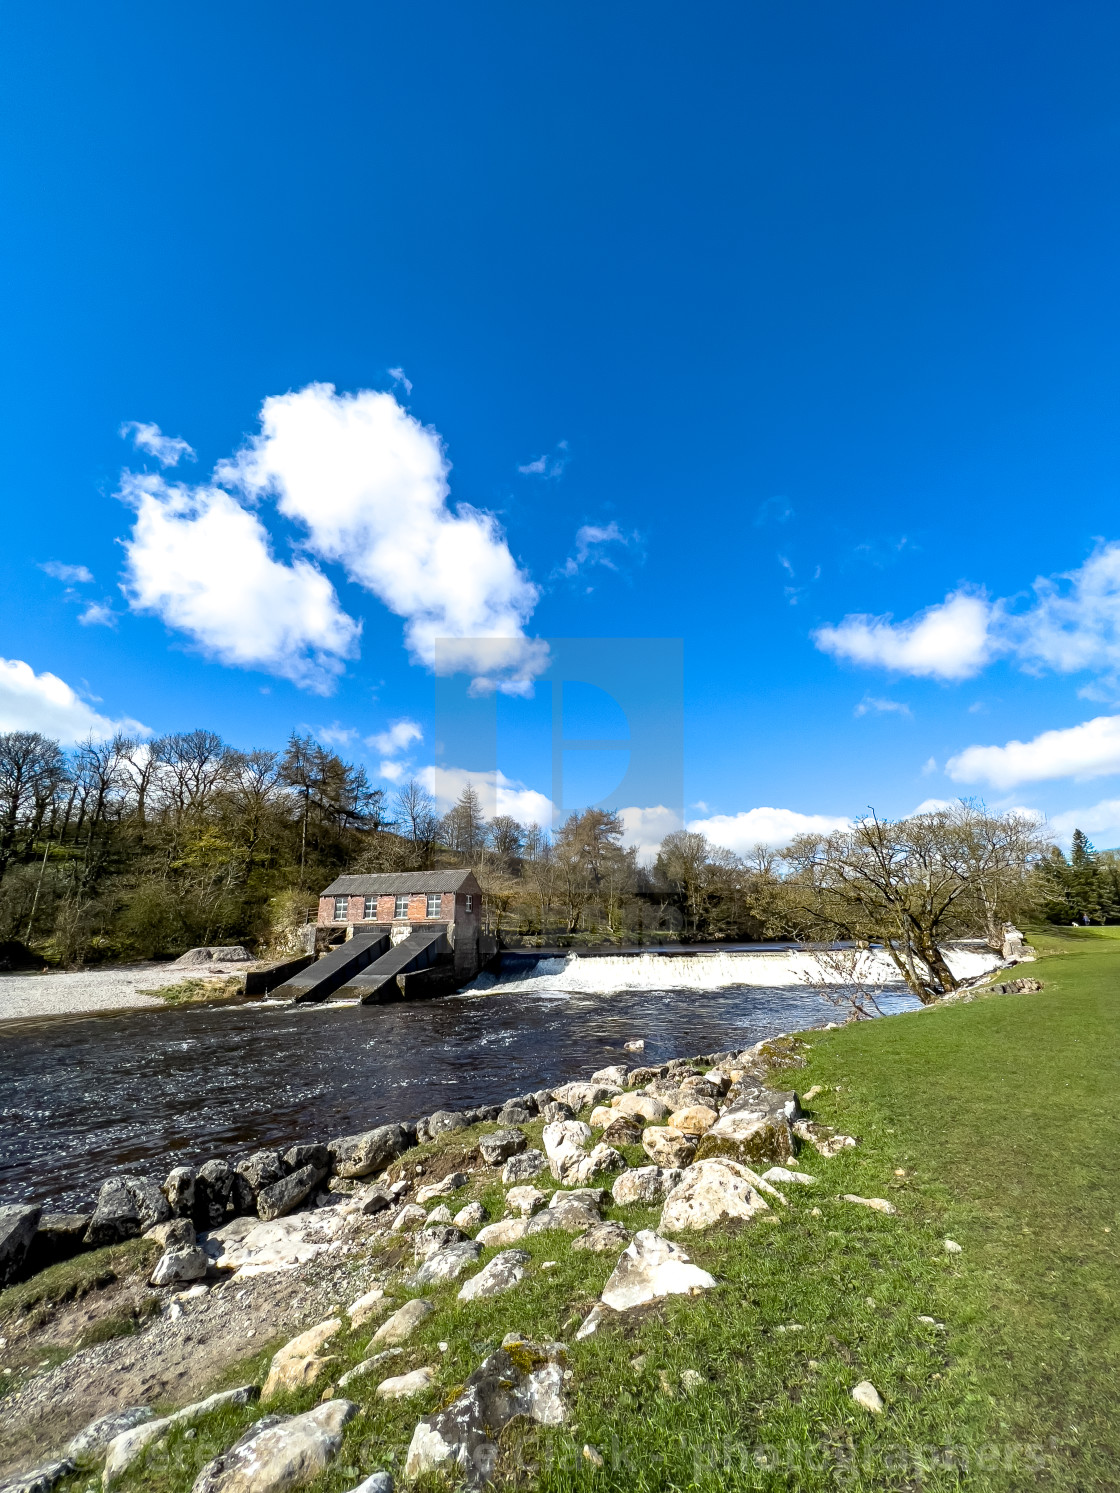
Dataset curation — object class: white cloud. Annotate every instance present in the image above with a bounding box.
[557,522,633,579]
[1009,541,1120,676]
[379,758,410,783]
[222,384,545,688]
[921,756,938,775]
[618,804,683,861]
[0,658,147,744]
[815,590,994,681]
[369,719,423,756]
[910,797,956,815]
[387,367,413,396]
[315,723,359,747]
[424,765,553,827]
[854,696,913,718]
[686,806,851,853]
[518,440,569,479]
[120,420,196,468]
[119,471,361,693]
[41,562,94,584]
[947,714,1120,788]
[78,602,118,628]
[1049,799,1120,841]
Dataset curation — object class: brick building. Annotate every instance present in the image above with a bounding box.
[317,869,483,976]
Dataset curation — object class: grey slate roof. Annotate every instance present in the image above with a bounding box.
[320,870,481,897]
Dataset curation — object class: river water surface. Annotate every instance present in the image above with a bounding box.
[0,959,934,1210]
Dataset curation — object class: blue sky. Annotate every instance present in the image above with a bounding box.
[5,0,1120,854]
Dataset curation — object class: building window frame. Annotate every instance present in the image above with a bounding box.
[363,896,376,920]
[464,893,473,913]
[333,895,348,922]
[426,893,442,918]
[394,893,409,920]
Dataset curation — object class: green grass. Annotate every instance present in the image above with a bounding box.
[44,929,1120,1490]
[0,1237,159,1324]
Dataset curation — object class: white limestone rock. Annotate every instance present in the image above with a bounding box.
[599,1229,716,1311]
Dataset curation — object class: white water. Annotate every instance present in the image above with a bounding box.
[463,943,1006,997]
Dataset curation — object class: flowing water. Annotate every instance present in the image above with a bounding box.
[0,946,1000,1210]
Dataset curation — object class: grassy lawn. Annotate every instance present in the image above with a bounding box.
[37,928,1120,1491]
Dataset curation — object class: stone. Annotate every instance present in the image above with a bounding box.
[763,1167,816,1186]
[600,1116,643,1147]
[574,1304,610,1339]
[389,1204,427,1232]
[583,1444,605,1468]
[537,1101,574,1124]
[612,1091,672,1123]
[338,1352,401,1388]
[203,1212,347,1277]
[103,1386,259,1487]
[458,1248,530,1300]
[86,1175,170,1247]
[611,1166,684,1206]
[405,1340,567,1484]
[195,1160,235,1228]
[476,1217,529,1247]
[944,1238,962,1254]
[659,1159,771,1233]
[23,1211,91,1274]
[415,1239,483,1285]
[524,1193,601,1235]
[588,1105,615,1128]
[262,1317,342,1399]
[415,1173,469,1203]
[792,1120,857,1158]
[801,1085,824,1103]
[371,1297,434,1344]
[591,1065,629,1087]
[345,1476,393,1493]
[176,944,252,964]
[415,1225,469,1262]
[284,1142,330,1173]
[627,1064,667,1087]
[426,1204,453,1224]
[623,1039,645,1051]
[667,1104,719,1135]
[599,1229,716,1311]
[146,1217,197,1250]
[232,1151,285,1213]
[376,1367,434,1399]
[329,1123,413,1179]
[851,1380,884,1413]
[695,1110,794,1168]
[478,1128,527,1165]
[256,1164,325,1222]
[701,1069,731,1092]
[190,1400,357,1493]
[505,1185,546,1217]
[502,1149,546,1184]
[346,1185,392,1217]
[0,1204,41,1286]
[680,1369,704,1394]
[453,1201,487,1230]
[542,1119,592,1180]
[66,1406,153,1463]
[164,1166,196,1218]
[572,1221,632,1252]
[0,1459,75,1493]
[549,1081,620,1111]
[347,1288,387,1327]
[840,1195,897,1215]
[427,1109,469,1137]
[497,1105,535,1126]
[151,1245,211,1287]
[642,1127,698,1169]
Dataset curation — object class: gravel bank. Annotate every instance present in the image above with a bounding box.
[0,965,200,1023]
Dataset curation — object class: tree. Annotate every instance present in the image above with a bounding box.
[0,732,67,886]
[441,784,487,858]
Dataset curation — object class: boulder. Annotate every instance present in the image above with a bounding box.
[195,1160,234,1228]
[457,1249,530,1301]
[549,1081,620,1111]
[599,1229,717,1311]
[232,1152,285,1214]
[762,1166,816,1186]
[415,1225,469,1262]
[256,1164,325,1222]
[415,1240,483,1285]
[329,1123,414,1179]
[611,1166,683,1207]
[0,1204,41,1286]
[262,1318,342,1400]
[560,1143,626,1187]
[840,1195,897,1215]
[505,1185,546,1217]
[476,1218,529,1247]
[0,1459,75,1493]
[346,1476,393,1493]
[591,1065,629,1087]
[405,1340,566,1484]
[284,1142,330,1173]
[23,1211,90,1275]
[588,1106,615,1128]
[453,1201,487,1230]
[425,1205,453,1225]
[525,1196,600,1236]
[346,1185,392,1217]
[623,1039,645,1052]
[376,1368,434,1400]
[601,1116,643,1147]
[641,1127,698,1169]
[146,1217,197,1251]
[103,1386,259,1487]
[612,1092,671,1123]
[627,1064,668,1087]
[190,1400,356,1493]
[542,1119,592,1181]
[496,1105,535,1126]
[537,1101,575,1123]
[667,1105,719,1135]
[792,1120,857,1158]
[851,1380,884,1413]
[371,1297,434,1345]
[175,944,252,964]
[389,1203,427,1232]
[86,1176,170,1247]
[151,1245,211,1287]
[572,1221,632,1253]
[659,1159,771,1233]
[415,1172,469,1203]
[163,1166,196,1218]
[502,1149,546,1184]
[202,1212,347,1277]
[66,1407,153,1462]
[478,1129,527,1166]
[694,1110,794,1168]
[347,1288,387,1328]
[676,1077,721,1105]
[427,1110,469,1137]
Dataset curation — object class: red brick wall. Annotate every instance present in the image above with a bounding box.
[319,888,480,925]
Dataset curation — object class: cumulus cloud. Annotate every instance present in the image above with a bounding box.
[315,723,359,747]
[815,590,994,681]
[369,719,423,756]
[221,384,545,687]
[1049,799,1120,841]
[686,806,851,853]
[119,471,361,693]
[425,765,553,827]
[854,696,913,718]
[41,562,94,584]
[518,440,569,480]
[120,420,196,468]
[947,714,1120,789]
[387,367,413,395]
[557,522,634,579]
[0,658,146,743]
[618,804,684,861]
[78,602,118,628]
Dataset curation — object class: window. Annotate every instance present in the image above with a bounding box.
[363,897,376,920]
[465,894,473,913]
[333,896,348,921]
[426,893,442,918]
[394,894,409,919]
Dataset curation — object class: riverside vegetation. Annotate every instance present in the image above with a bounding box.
[2,925,1117,1492]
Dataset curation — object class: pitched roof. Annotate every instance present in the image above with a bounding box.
[320,870,482,897]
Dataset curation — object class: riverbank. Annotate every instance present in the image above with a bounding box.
[1,928,1114,1491]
